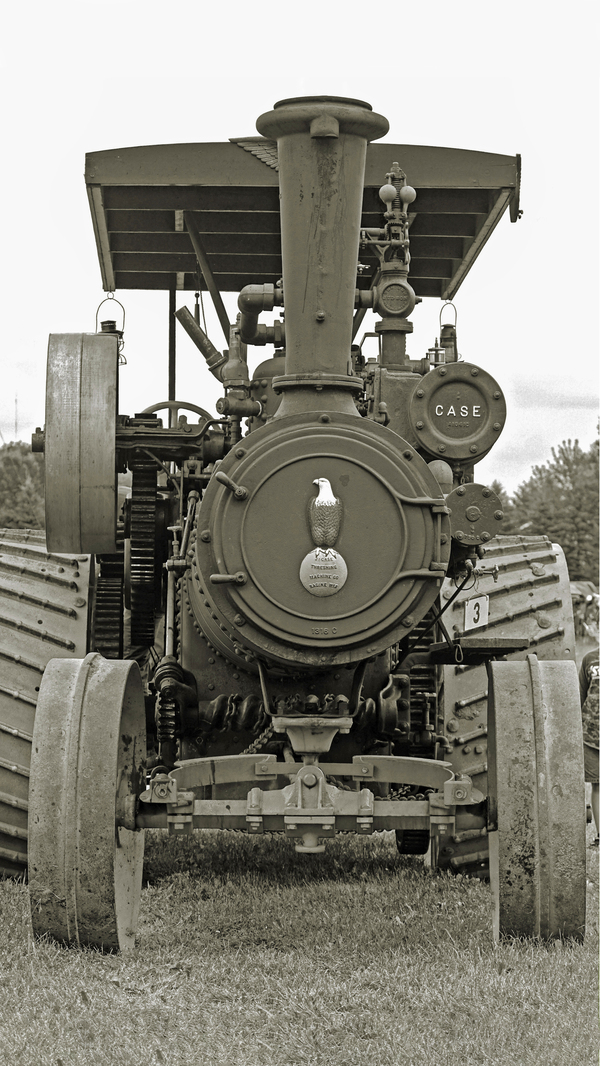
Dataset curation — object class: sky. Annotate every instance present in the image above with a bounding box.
[1,2,598,496]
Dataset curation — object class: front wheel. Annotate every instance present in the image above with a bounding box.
[29,654,146,951]
[487,655,586,941]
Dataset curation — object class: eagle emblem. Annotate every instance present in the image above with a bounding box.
[299,477,348,597]
[309,478,343,547]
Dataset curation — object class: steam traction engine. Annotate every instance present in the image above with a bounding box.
[0,97,586,949]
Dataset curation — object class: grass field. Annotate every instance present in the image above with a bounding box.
[0,826,597,1066]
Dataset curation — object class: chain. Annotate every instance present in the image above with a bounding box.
[240,723,274,756]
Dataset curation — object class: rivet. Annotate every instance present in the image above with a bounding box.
[234,614,246,626]
[493,422,501,431]
[440,534,448,544]
[235,448,246,458]
[469,445,478,453]
[482,488,491,497]
[493,391,501,399]
[208,657,215,664]
[402,615,414,627]
[261,380,268,388]
[207,683,215,691]
[482,532,491,541]
[200,530,211,542]
[232,673,240,680]
[438,445,446,453]
[457,486,466,496]
[316,311,326,321]
[470,368,479,376]
[494,510,504,520]
[416,421,424,430]
[403,450,412,460]
[455,531,464,540]
[320,414,330,423]
[416,389,424,398]
[438,367,447,376]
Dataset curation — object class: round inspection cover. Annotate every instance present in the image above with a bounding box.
[408,362,506,462]
[445,482,504,546]
[195,415,451,659]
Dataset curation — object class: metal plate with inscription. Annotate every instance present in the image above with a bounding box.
[464,595,489,631]
[299,548,348,597]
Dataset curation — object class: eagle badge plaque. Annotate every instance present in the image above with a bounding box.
[299,478,348,596]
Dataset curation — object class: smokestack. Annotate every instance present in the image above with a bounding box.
[256,96,388,414]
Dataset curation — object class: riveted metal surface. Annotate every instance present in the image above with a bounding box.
[487,655,585,941]
[408,362,506,462]
[28,653,146,950]
[192,412,450,667]
[45,333,118,554]
[0,530,92,878]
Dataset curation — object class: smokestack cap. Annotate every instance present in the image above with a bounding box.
[257,96,389,141]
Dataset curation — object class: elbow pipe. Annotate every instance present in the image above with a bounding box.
[175,307,227,381]
[238,284,284,344]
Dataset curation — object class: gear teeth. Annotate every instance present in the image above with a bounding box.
[129,462,158,646]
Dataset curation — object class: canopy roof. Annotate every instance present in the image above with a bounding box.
[86,139,520,301]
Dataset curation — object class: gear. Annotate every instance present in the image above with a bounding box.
[129,461,158,646]
[93,522,125,659]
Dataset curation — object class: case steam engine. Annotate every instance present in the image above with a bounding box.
[0,97,586,950]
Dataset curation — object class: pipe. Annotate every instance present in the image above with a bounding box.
[175,307,227,380]
[183,211,231,343]
[255,97,388,412]
[237,284,284,344]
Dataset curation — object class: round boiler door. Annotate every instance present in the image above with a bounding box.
[196,414,450,658]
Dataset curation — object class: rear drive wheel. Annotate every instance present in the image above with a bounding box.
[29,653,146,950]
[487,654,586,941]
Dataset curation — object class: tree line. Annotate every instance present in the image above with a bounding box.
[0,435,598,585]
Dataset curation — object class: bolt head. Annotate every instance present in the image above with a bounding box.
[303,773,318,788]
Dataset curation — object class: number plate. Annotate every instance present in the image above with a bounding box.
[464,595,489,631]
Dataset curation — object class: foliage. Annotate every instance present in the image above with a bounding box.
[504,438,599,585]
[0,442,45,529]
